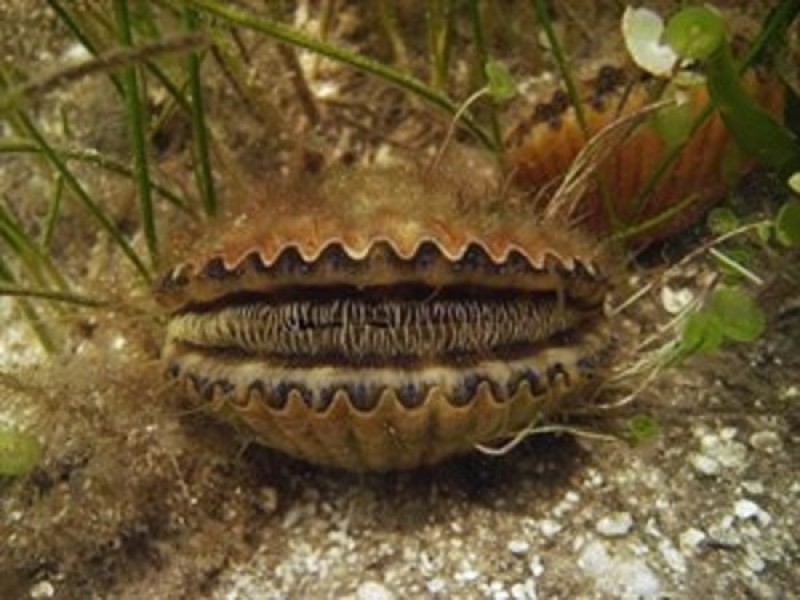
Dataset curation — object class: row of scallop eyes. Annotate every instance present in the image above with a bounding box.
[505,64,629,142]
[169,355,601,413]
[161,241,598,288]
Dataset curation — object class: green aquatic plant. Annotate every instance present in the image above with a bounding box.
[624,414,659,446]
[661,202,800,368]
[676,285,766,359]
[0,428,43,477]
[615,1,800,372]
[775,199,800,247]
[621,1,800,236]
[668,7,799,179]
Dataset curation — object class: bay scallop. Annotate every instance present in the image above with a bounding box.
[155,167,614,470]
[506,66,785,244]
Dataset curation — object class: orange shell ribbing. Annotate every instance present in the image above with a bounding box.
[154,166,605,312]
[507,70,785,244]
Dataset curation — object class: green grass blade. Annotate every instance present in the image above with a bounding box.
[741,0,800,67]
[0,283,107,308]
[0,258,56,353]
[426,0,454,91]
[43,174,65,249]
[114,0,158,269]
[46,0,194,117]
[531,0,587,136]
[633,103,715,217]
[467,0,504,156]
[184,7,218,217]
[532,0,619,228]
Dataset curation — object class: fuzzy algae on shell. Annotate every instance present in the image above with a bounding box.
[154,167,614,470]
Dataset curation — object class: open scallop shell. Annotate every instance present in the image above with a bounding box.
[156,166,614,470]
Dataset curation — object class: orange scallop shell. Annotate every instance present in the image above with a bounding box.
[156,166,614,470]
[507,69,785,244]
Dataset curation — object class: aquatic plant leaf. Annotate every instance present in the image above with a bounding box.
[621,7,677,76]
[705,44,800,177]
[681,310,723,356]
[707,207,740,236]
[664,6,726,60]
[626,414,659,445]
[775,199,800,247]
[485,60,517,102]
[0,429,43,476]
[650,89,696,149]
[708,286,766,343]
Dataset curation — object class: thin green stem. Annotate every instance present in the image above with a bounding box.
[467,0,504,158]
[532,0,620,229]
[43,174,64,249]
[426,0,454,91]
[740,0,800,67]
[0,258,56,353]
[607,193,701,246]
[633,103,715,217]
[114,0,158,269]
[0,203,71,294]
[0,283,107,308]
[184,7,218,217]
[531,0,587,135]
[377,0,409,69]
[429,86,489,174]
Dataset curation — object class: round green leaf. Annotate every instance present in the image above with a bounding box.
[681,310,723,356]
[664,6,726,60]
[0,429,43,476]
[707,207,740,236]
[775,199,800,247]
[789,172,800,194]
[650,91,694,148]
[756,222,773,244]
[708,286,766,342]
[626,414,659,445]
[485,60,517,102]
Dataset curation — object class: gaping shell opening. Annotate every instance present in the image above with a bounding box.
[161,239,610,415]
[168,283,591,367]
